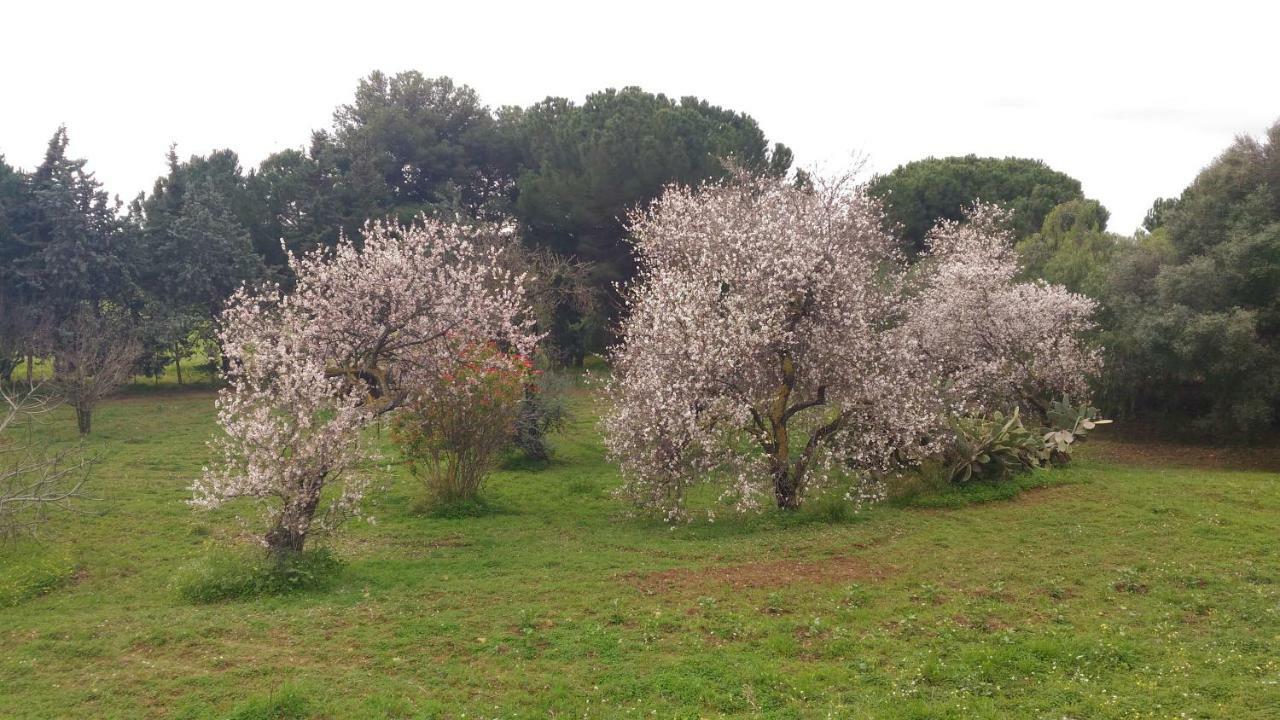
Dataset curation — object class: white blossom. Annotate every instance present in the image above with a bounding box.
[194,217,537,553]
[603,171,941,519]
[903,204,1101,421]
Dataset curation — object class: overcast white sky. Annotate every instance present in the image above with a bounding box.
[3,0,1277,233]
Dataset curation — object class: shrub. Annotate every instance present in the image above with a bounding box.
[1043,397,1111,463]
[943,408,1045,484]
[174,547,341,603]
[391,344,530,505]
[942,398,1111,484]
[511,362,571,463]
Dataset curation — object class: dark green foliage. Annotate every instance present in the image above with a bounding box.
[0,155,24,278]
[138,176,262,317]
[1098,122,1280,435]
[7,127,132,318]
[510,88,791,279]
[174,547,342,603]
[520,248,601,367]
[1017,199,1119,296]
[868,155,1085,255]
[0,130,140,384]
[1143,196,1178,232]
[323,71,511,233]
[243,147,339,266]
[505,87,792,356]
[0,158,31,382]
[127,147,264,380]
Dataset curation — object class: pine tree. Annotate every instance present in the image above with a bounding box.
[13,127,131,318]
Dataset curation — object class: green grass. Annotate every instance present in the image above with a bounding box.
[2,384,1278,718]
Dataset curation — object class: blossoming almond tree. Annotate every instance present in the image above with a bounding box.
[603,172,942,518]
[904,205,1102,421]
[194,218,537,556]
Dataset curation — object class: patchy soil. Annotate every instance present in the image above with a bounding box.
[628,555,893,595]
[1086,438,1280,472]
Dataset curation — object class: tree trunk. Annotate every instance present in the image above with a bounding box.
[263,493,321,558]
[773,466,803,509]
[75,407,91,436]
[25,354,33,385]
[174,343,183,385]
[264,524,307,557]
[768,351,797,508]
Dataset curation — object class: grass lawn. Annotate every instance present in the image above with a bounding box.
[1,382,1278,719]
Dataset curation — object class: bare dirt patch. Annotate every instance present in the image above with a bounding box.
[1087,438,1280,472]
[629,555,894,595]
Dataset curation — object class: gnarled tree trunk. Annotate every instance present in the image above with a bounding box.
[755,348,846,510]
[264,491,322,558]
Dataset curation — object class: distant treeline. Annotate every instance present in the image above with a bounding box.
[0,70,1276,437]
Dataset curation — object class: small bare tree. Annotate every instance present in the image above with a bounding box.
[522,248,600,367]
[49,306,142,435]
[0,296,48,386]
[1,385,92,538]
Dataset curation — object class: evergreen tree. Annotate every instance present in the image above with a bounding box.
[502,87,792,361]
[130,147,263,380]
[868,155,1085,255]
[321,71,510,236]
[11,127,132,319]
[1100,121,1280,435]
[243,145,340,268]
[1017,198,1119,297]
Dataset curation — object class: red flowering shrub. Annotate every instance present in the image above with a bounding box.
[391,343,531,504]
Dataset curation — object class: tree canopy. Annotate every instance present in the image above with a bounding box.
[2,73,1276,443]
[508,87,792,286]
[868,155,1085,255]
[1097,122,1280,435]
[1016,198,1119,297]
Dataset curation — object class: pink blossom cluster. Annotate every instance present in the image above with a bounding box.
[194,218,537,552]
[904,205,1101,419]
[603,171,943,519]
[604,174,1101,519]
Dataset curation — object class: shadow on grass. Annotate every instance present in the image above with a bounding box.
[173,546,343,603]
[889,467,1075,510]
[414,494,515,520]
